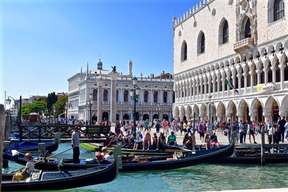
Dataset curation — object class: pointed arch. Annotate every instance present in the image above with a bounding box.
[265,96,280,123]
[181,40,188,62]
[238,99,250,122]
[197,31,205,54]
[219,18,229,44]
[227,101,237,121]
[216,102,226,122]
[250,98,264,123]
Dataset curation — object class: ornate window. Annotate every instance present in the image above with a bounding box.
[274,0,285,21]
[181,41,188,61]
[124,90,129,102]
[163,91,168,103]
[219,19,229,44]
[144,91,149,103]
[103,89,108,102]
[153,91,158,103]
[197,31,205,54]
[244,18,251,39]
[116,90,119,102]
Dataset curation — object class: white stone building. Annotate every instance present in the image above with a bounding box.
[68,60,174,124]
[173,0,288,124]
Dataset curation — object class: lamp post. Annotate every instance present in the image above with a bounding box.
[88,94,93,126]
[130,77,140,136]
[65,102,68,125]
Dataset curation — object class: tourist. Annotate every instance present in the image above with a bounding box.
[204,132,210,149]
[273,126,281,144]
[198,121,206,142]
[155,119,161,134]
[239,120,245,144]
[183,129,196,151]
[12,152,35,181]
[159,132,166,148]
[143,131,152,150]
[278,116,286,143]
[167,131,177,145]
[133,129,143,150]
[267,121,273,144]
[210,131,219,148]
[143,119,150,131]
[71,125,81,163]
[248,121,257,144]
[151,133,159,150]
[161,119,170,136]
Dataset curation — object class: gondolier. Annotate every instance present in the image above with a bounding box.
[72,125,81,163]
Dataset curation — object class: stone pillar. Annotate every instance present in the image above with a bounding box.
[280,59,285,90]
[256,69,261,84]
[97,83,103,124]
[232,70,236,91]
[250,71,254,89]
[264,67,268,84]
[244,71,248,93]
[110,72,118,132]
[272,65,276,83]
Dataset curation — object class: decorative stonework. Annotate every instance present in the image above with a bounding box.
[236,0,257,44]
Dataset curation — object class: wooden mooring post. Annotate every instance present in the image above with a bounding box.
[0,104,6,192]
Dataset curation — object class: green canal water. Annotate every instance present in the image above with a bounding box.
[4,143,288,192]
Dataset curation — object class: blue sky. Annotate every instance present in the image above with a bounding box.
[1,0,199,104]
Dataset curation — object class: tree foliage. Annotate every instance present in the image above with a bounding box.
[47,92,57,113]
[54,95,68,116]
[21,103,32,119]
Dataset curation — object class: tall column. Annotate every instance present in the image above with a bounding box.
[250,71,254,89]
[264,66,268,84]
[256,69,261,84]
[110,71,118,130]
[96,83,103,124]
[280,57,285,90]
[232,70,236,91]
[272,65,276,83]
[244,71,248,93]
[217,73,220,97]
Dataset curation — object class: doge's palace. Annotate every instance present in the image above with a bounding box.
[173,0,288,124]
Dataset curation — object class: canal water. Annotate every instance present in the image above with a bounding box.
[4,143,288,192]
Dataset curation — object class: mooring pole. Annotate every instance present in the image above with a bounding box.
[1,104,6,191]
[260,123,265,166]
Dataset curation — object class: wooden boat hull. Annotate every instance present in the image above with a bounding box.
[120,144,234,172]
[1,161,117,191]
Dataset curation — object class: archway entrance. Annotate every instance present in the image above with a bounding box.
[281,95,288,119]
[227,101,237,121]
[186,105,192,121]
[193,105,200,122]
[173,106,180,120]
[208,103,216,123]
[200,104,207,121]
[265,97,279,123]
[239,100,250,123]
[217,102,226,122]
[251,99,263,123]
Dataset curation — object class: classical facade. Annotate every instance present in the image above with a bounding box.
[173,0,288,123]
[68,60,174,124]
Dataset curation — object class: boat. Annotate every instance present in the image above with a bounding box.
[5,139,59,154]
[120,144,234,171]
[8,145,234,172]
[80,143,183,156]
[1,161,117,191]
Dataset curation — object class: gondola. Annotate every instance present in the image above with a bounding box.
[7,145,234,172]
[1,161,117,191]
[80,143,182,156]
[121,144,234,171]
[5,139,59,154]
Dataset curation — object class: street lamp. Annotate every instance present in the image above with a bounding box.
[87,94,93,126]
[130,77,140,136]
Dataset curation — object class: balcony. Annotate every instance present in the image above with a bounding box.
[234,38,254,52]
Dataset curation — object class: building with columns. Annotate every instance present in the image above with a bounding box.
[173,0,288,124]
[67,60,174,124]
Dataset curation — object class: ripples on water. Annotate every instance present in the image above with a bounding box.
[4,143,288,192]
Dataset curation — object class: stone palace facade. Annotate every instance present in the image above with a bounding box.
[67,60,174,124]
[173,0,288,124]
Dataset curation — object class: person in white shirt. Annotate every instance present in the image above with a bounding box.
[13,152,35,181]
[72,125,81,163]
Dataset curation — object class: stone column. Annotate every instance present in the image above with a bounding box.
[264,66,268,84]
[96,83,103,124]
[256,69,261,84]
[250,71,254,89]
[272,65,276,83]
[280,58,285,90]
[217,73,220,97]
[244,71,248,93]
[110,71,118,131]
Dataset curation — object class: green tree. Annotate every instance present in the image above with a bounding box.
[31,100,47,115]
[54,95,68,116]
[21,103,32,119]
